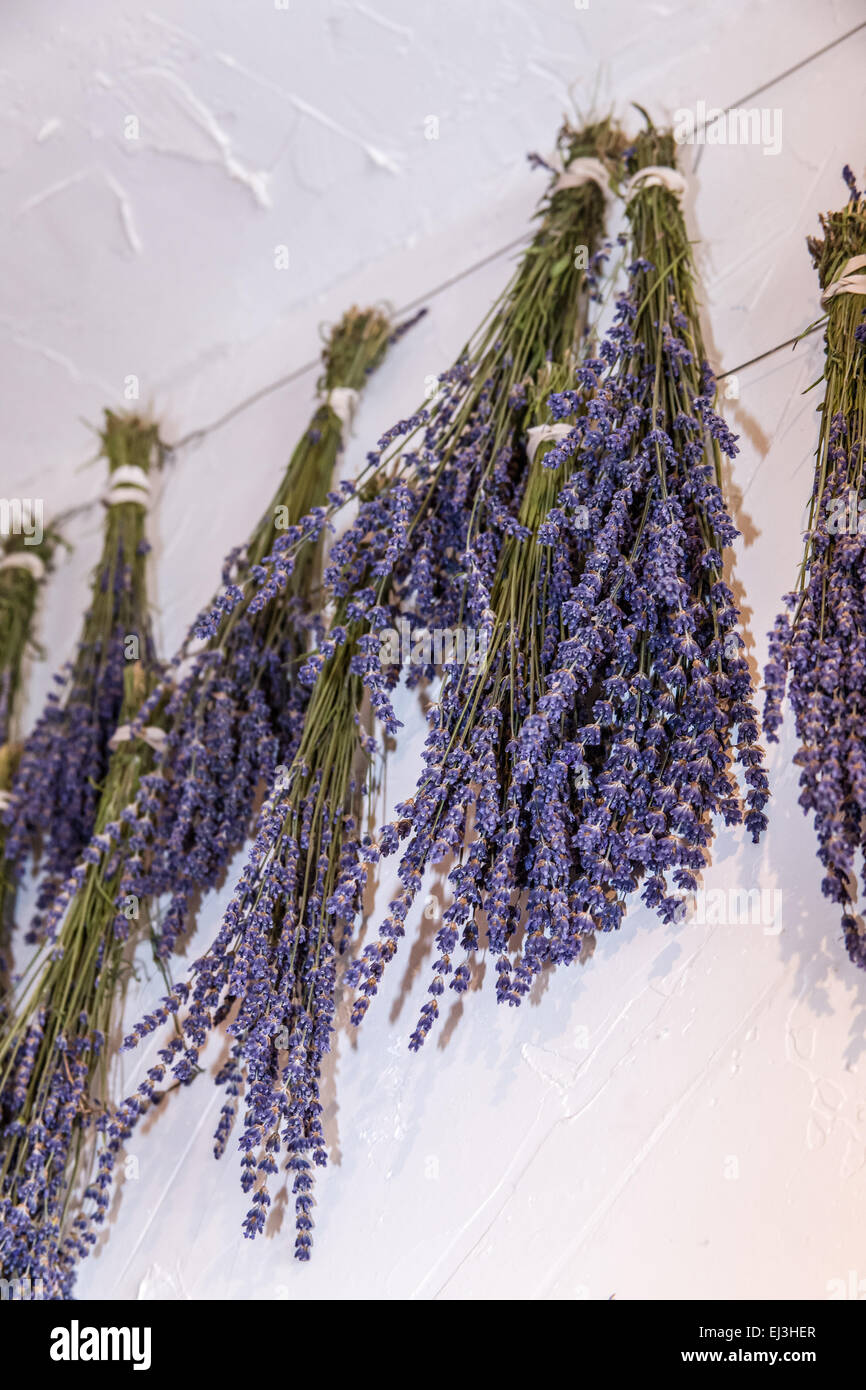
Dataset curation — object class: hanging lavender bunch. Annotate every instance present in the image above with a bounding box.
[0,529,58,998]
[0,417,165,1298]
[132,306,399,962]
[0,660,166,1299]
[764,172,866,967]
[106,120,623,1262]
[350,121,769,1043]
[348,360,596,1044]
[4,415,163,937]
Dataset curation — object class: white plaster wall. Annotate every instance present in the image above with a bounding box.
[3,0,866,1300]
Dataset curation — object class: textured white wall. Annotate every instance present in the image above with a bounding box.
[3,0,866,1300]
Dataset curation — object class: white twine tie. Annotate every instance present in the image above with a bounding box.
[103,464,151,509]
[526,422,575,464]
[109,724,167,754]
[0,552,45,580]
[324,387,360,432]
[0,790,12,811]
[821,254,866,307]
[553,156,611,199]
[624,166,688,203]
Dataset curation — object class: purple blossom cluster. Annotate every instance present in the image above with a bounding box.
[0,1013,102,1299]
[0,992,151,1300]
[0,652,164,1299]
[132,542,316,958]
[764,439,866,966]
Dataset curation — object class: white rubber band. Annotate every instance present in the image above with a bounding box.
[0,790,12,811]
[821,254,866,306]
[0,552,45,580]
[324,387,360,431]
[624,166,687,203]
[526,422,575,464]
[109,724,167,753]
[102,485,150,509]
[553,156,611,198]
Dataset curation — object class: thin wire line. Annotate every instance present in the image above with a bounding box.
[729,20,866,107]
[681,21,866,371]
[55,302,822,535]
[161,18,866,455]
[717,323,823,380]
[167,243,820,452]
[166,233,529,455]
[693,20,866,170]
[397,234,528,317]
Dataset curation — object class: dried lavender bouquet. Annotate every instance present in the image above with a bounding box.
[0,418,165,1299]
[351,121,769,1042]
[132,306,399,961]
[4,414,163,937]
[348,359,598,1044]
[0,661,166,1299]
[109,120,622,1261]
[764,172,866,967]
[0,529,57,997]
